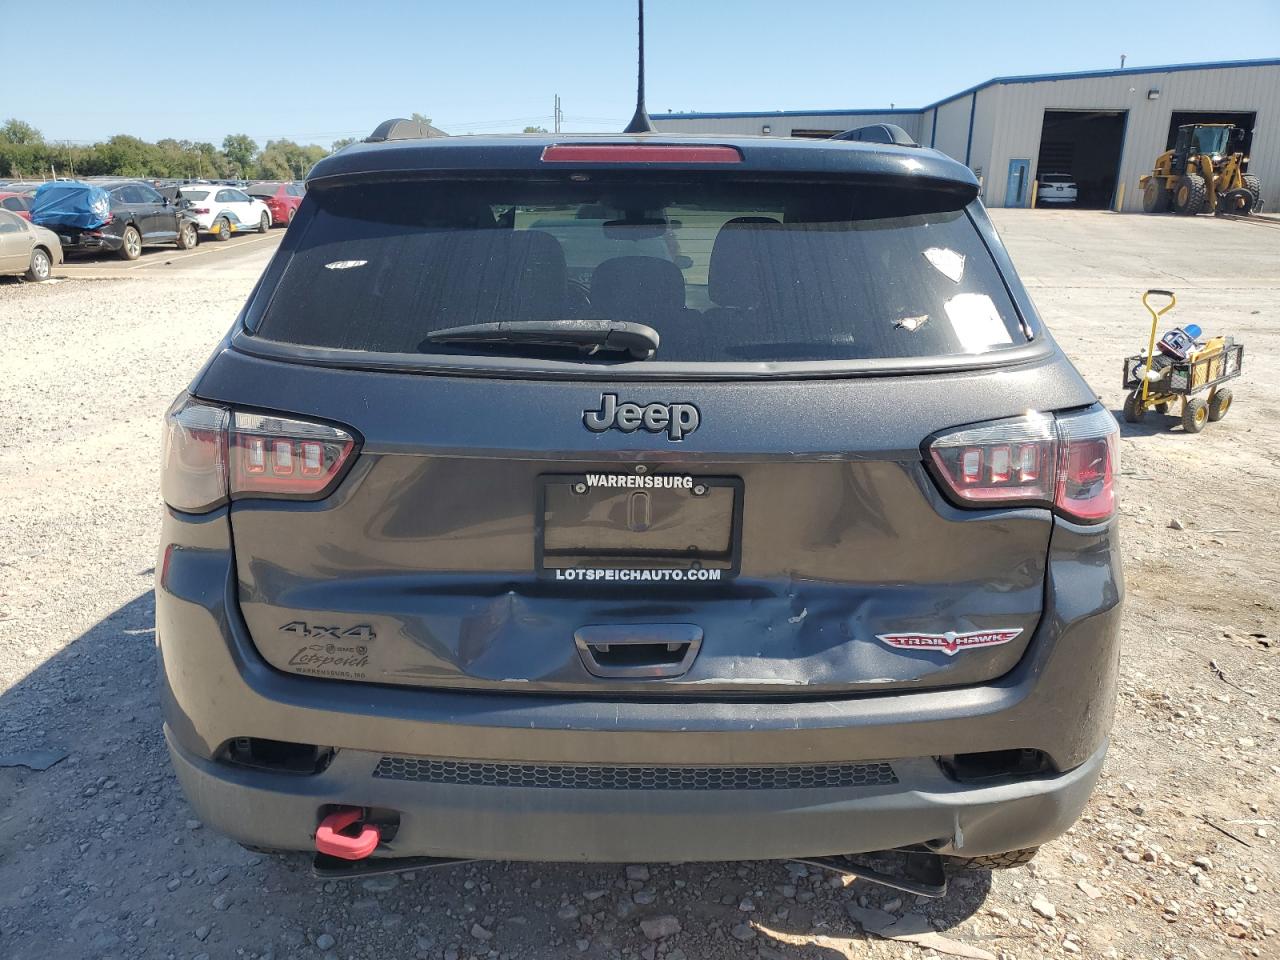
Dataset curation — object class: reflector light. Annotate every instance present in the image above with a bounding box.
[245,437,267,473]
[989,445,1011,483]
[1017,443,1039,481]
[271,440,294,475]
[541,144,743,164]
[301,442,324,476]
[927,407,1117,522]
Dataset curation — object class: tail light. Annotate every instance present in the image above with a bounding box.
[193,207,210,214]
[161,394,357,513]
[229,412,356,497]
[161,396,229,513]
[927,406,1117,523]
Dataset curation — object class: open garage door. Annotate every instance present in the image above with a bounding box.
[1036,110,1127,210]
[1166,111,1256,154]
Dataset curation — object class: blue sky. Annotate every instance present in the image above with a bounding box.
[5,0,1278,147]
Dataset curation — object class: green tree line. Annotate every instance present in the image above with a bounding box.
[0,119,337,181]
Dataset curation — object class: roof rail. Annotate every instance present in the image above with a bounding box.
[830,123,918,147]
[365,118,448,143]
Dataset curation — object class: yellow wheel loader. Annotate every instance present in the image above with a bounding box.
[1140,123,1261,216]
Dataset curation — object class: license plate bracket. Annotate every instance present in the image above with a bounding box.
[536,473,742,581]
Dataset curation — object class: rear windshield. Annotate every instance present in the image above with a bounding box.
[180,189,210,201]
[253,178,1027,364]
[247,185,278,197]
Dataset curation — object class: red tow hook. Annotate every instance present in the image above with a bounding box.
[315,807,381,860]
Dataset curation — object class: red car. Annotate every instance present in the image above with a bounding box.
[0,191,34,221]
[246,181,304,226]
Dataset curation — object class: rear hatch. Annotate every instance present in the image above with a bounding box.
[197,153,1096,696]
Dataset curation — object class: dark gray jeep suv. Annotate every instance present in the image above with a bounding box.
[158,129,1121,874]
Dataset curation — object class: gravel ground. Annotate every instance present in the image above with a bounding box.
[0,211,1276,960]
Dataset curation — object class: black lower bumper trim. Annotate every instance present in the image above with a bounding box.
[372,755,899,791]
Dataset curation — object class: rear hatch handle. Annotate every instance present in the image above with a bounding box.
[574,623,702,679]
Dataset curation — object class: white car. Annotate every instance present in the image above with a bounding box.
[1037,173,1078,205]
[177,184,272,240]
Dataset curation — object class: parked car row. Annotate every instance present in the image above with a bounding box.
[0,176,304,277]
[149,178,305,229]
[28,179,199,259]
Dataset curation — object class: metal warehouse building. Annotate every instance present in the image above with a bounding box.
[654,58,1280,213]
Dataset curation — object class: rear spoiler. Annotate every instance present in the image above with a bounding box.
[830,123,919,147]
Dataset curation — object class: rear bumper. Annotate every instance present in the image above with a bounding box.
[158,509,1122,861]
[58,232,123,252]
[167,727,1105,862]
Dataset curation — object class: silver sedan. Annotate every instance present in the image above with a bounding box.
[0,208,63,280]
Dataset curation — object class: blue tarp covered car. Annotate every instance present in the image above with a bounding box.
[31,180,112,230]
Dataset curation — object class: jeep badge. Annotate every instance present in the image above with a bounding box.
[583,393,700,441]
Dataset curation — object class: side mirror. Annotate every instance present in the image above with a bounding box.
[163,197,170,206]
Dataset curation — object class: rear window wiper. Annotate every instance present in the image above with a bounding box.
[421,319,659,361]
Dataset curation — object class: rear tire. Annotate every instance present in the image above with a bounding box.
[286,206,296,225]
[1208,388,1232,422]
[1173,174,1206,215]
[118,225,142,260]
[1122,391,1147,424]
[25,247,51,281]
[1142,179,1170,213]
[176,221,198,250]
[1182,397,1208,433]
[948,847,1039,871]
[257,211,270,234]
[215,216,233,241]
[1241,175,1262,211]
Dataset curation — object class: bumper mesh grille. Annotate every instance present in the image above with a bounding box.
[373,756,897,791]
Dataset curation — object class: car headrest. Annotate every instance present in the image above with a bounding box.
[589,256,686,322]
[708,216,782,308]
[435,229,567,325]
[506,230,568,318]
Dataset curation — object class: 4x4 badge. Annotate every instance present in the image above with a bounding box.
[583,393,700,441]
[876,628,1022,657]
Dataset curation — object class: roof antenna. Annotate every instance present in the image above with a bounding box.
[623,0,655,133]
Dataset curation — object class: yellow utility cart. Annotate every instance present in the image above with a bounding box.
[1121,289,1244,433]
